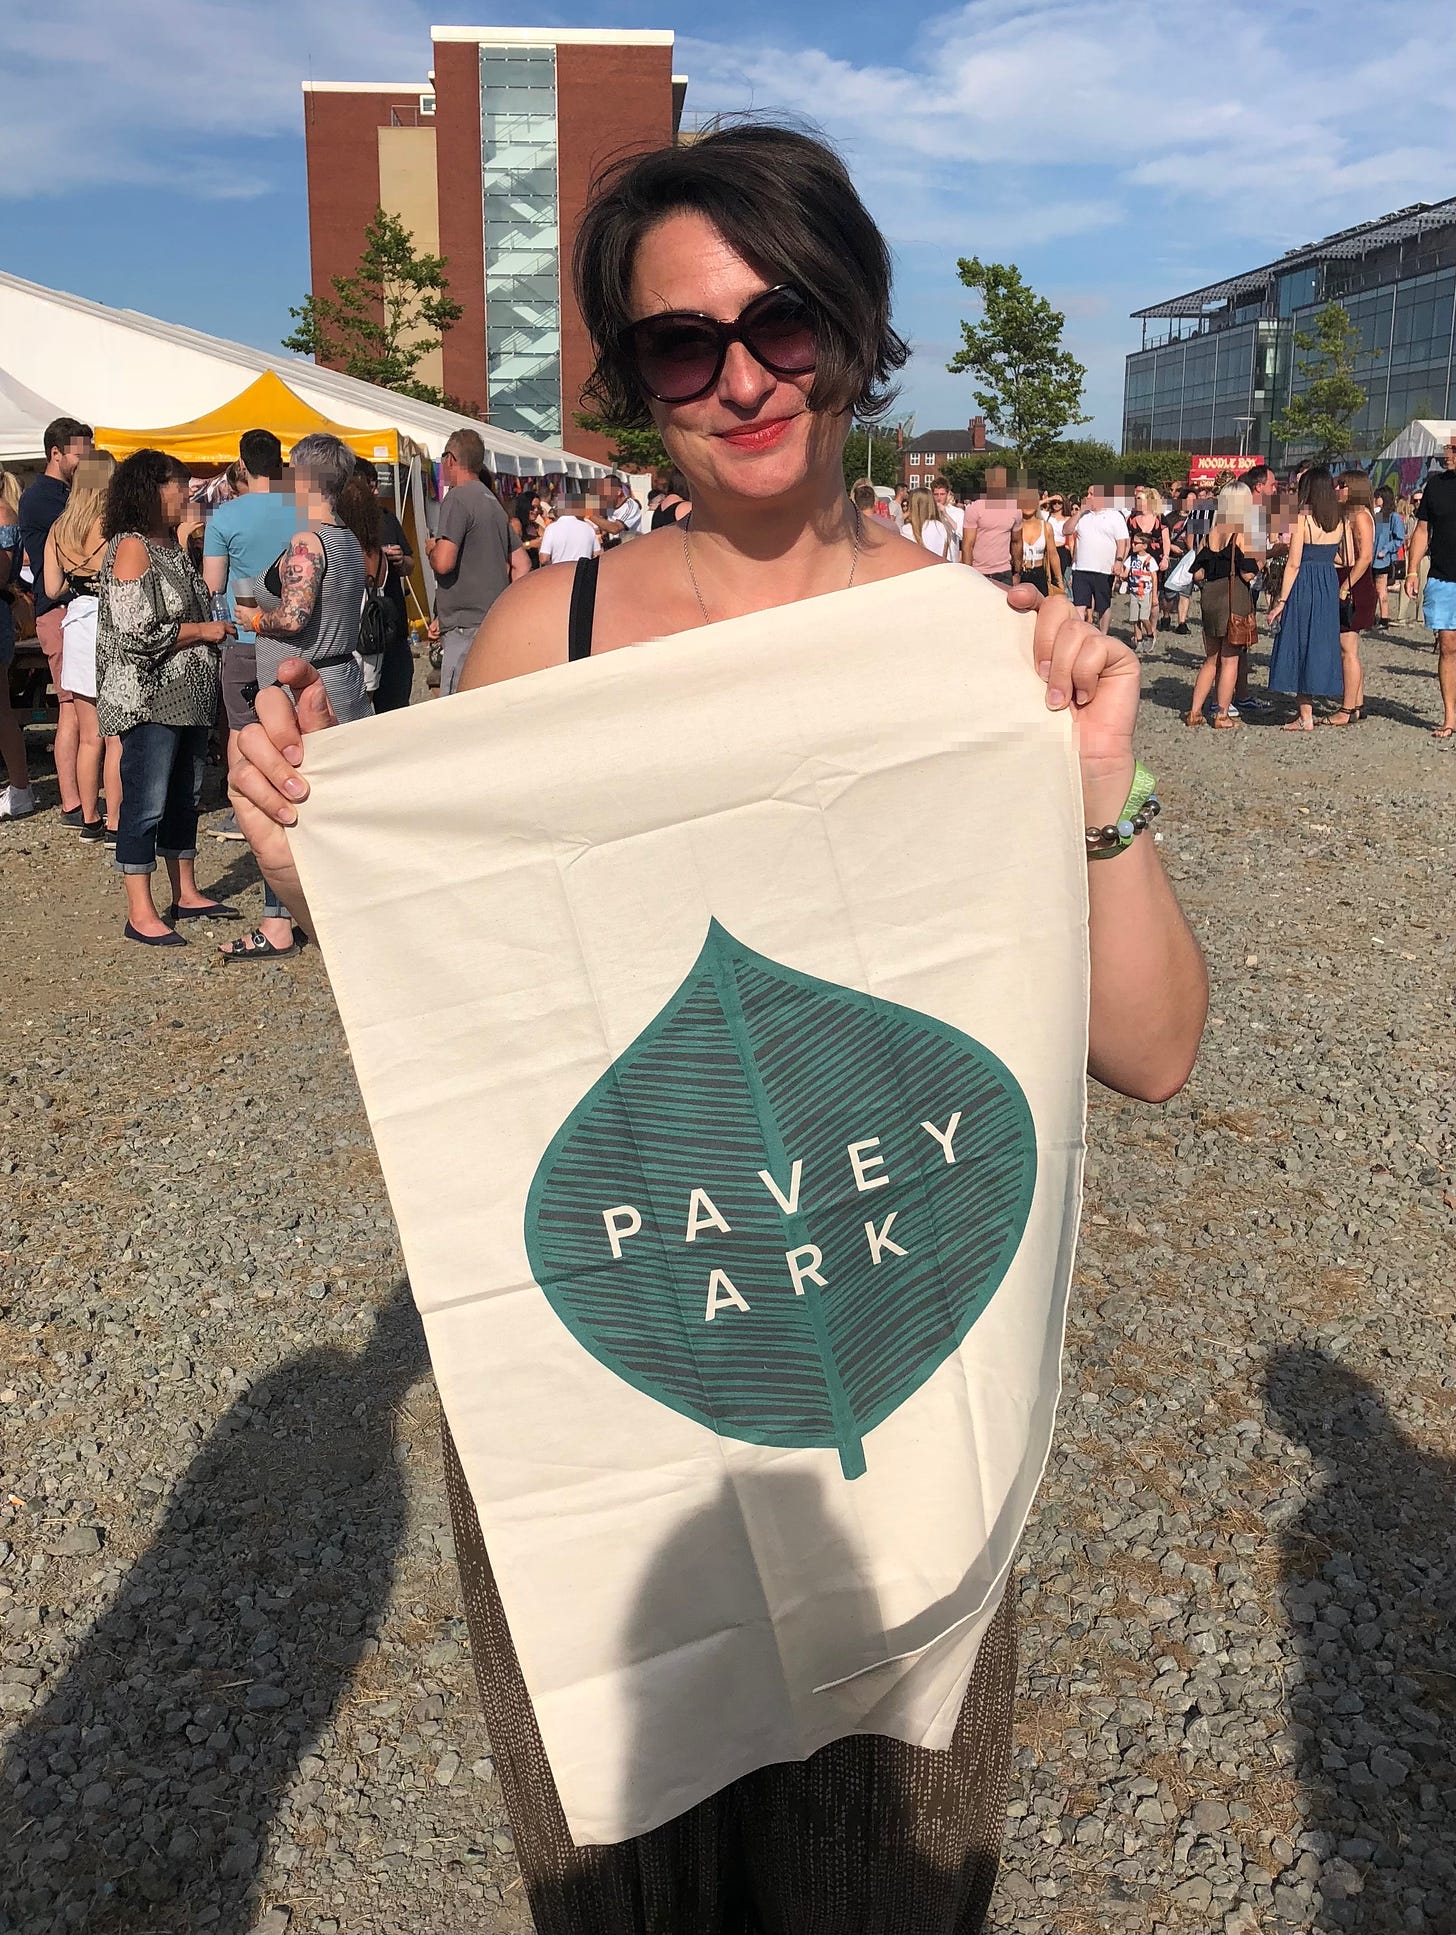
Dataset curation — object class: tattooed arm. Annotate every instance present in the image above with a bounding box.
[246,533,324,638]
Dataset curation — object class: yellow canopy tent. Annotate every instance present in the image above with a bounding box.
[98,369,435,622]
[95,368,423,466]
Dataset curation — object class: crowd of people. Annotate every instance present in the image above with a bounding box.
[4,414,1455,961]
[869,453,1456,737]
[0,418,684,951]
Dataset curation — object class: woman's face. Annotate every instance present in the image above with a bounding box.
[629,211,834,506]
[159,477,189,529]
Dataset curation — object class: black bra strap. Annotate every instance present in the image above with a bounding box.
[568,557,599,660]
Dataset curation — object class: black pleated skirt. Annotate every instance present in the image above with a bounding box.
[442,1426,1016,1935]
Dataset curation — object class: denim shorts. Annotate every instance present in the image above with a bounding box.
[1423,576,1456,633]
[1071,569,1113,616]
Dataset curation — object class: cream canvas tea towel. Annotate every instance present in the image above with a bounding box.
[289,564,1089,1846]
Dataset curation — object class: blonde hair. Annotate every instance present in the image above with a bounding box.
[907,487,941,549]
[0,469,21,522]
[1216,481,1254,527]
[51,450,116,563]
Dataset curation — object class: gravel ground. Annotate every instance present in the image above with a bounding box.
[1,614,1453,1935]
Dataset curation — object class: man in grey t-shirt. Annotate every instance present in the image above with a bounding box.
[424,429,528,695]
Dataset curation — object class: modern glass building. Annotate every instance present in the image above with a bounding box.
[1123,198,1456,464]
[479,45,563,443]
[303,29,685,461]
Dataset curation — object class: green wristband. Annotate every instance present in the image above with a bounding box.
[1086,761,1159,859]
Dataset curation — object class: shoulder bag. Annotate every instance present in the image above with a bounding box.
[1224,542,1259,649]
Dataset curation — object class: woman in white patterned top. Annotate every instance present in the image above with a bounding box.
[98,449,236,947]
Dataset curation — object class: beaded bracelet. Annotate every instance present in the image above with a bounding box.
[1086,761,1160,859]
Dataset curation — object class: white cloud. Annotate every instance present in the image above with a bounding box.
[681,0,1456,435]
[2,0,430,198]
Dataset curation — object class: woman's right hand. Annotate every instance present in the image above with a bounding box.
[229,659,338,935]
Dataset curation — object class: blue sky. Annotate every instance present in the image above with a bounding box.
[8,0,1455,445]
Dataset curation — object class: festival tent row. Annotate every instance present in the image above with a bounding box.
[0,367,67,466]
[0,269,610,480]
[93,370,427,469]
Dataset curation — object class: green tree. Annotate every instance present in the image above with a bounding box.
[842,425,901,490]
[283,207,464,407]
[572,414,670,473]
[1272,302,1370,462]
[947,259,1090,458]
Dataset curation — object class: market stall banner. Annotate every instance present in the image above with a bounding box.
[287,565,1090,1846]
[1188,453,1266,486]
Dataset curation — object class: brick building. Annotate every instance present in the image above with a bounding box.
[303,28,687,462]
[899,417,999,491]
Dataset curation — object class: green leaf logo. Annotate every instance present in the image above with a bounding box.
[524,922,1036,1480]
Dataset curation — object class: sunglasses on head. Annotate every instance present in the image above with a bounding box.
[623,285,819,405]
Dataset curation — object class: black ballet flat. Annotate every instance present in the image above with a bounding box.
[124,922,187,948]
[166,900,241,922]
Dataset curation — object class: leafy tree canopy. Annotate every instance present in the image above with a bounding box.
[283,207,464,409]
[947,259,1090,457]
[1272,302,1371,463]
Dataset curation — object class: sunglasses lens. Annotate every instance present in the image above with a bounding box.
[742,289,818,375]
[633,317,724,402]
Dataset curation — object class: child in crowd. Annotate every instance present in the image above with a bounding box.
[1122,528,1159,647]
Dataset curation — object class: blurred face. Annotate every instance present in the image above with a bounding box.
[57,434,93,484]
[984,466,1008,496]
[1017,489,1039,517]
[159,476,189,529]
[629,211,831,507]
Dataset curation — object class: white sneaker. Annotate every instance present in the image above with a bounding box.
[0,785,36,819]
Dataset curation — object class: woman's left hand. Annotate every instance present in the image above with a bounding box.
[1007,585,1139,777]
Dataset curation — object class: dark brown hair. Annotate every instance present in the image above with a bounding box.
[573,121,908,429]
[337,470,382,556]
[1298,465,1341,532]
[102,449,190,540]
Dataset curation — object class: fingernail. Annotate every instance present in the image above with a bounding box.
[283,777,306,799]
[278,807,297,825]
[1037,659,1052,680]
[1046,687,1066,709]
[285,745,304,766]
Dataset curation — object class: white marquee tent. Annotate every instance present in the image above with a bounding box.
[0,366,66,466]
[0,270,610,479]
[1375,419,1456,464]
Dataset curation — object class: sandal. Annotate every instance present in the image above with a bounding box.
[1324,707,1365,727]
[219,928,299,961]
[1211,712,1242,729]
[1433,724,1456,740]
[167,900,241,922]
[1280,719,1315,732]
[1183,712,1208,728]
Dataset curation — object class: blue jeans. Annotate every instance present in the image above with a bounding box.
[115,722,208,875]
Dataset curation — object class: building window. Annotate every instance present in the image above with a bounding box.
[480,46,562,442]
[419,92,436,117]
[909,473,919,487]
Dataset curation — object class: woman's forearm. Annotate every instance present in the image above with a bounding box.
[1083,757,1207,1102]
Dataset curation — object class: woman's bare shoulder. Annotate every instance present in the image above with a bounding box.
[856,517,941,581]
[460,562,576,688]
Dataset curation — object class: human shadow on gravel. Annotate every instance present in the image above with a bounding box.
[449,1458,1016,1935]
[1264,1347,1456,1934]
[0,1281,428,1935]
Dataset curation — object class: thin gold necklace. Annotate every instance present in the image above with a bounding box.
[681,508,863,625]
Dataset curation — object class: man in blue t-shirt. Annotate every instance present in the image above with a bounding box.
[202,429,298,835]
